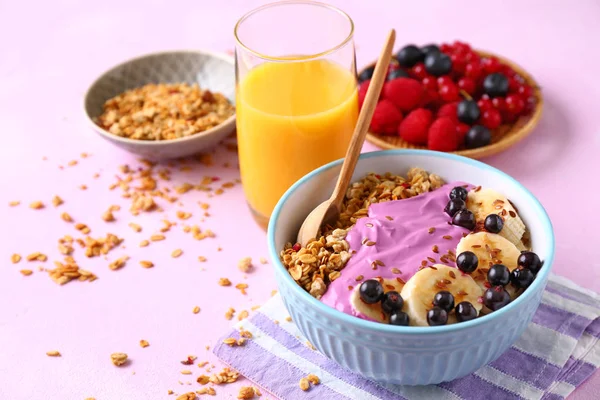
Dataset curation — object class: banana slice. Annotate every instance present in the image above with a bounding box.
[466,188,528,250]
[456,232,523,313]
[400,265,483,326]
[350,278,405,323]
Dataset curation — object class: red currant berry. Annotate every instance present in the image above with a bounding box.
[477,98,493,111]
[481,109,502,130]
[482,57,502,74]
[452,41,472,53]
[464,63,482,80]
[508,78,520,93]
[502,112,518,123]
[388,63,400,72]
[440,43,452,53]
[505,94,525,115]
[450,53,467,75]
[420,89,440,108]
[422,77,438,91]
[439,83,460,102]
[410,63,428,80]
[501,65,516,78]
[437,76,453,86]
[464,51,480,64]
[492,97,506,112]
[457,77,476,95]
[523,97,536,114]
[456,123,470,142]
[518,85,532,98]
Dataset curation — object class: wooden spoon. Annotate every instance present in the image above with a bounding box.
[296,29,396,246]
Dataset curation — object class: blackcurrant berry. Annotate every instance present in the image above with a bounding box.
[518,251,542,274]
[396,45,424,68]
[452,209,476,230]
[510,268,535,289]
[484,214,504,233]
[421,44,440,55]
[455,301,478,322]
[433,291,455,312]
[359,279,384,304]
[387,68,410,81]
[381,291,404,315]
[465,125,492,149]
[488,264,510,286]
[449,186,468,201]
[483,73,509,97]
[424,52,452,77]
[358,65,375,83]
[427,307,448,326]
[444,198,466,217]
[456,251,478,273]
[483,286,511,311]
[457,100,481,124]
[389,311,410,326]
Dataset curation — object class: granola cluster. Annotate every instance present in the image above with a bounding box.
[281,168,445,299]
[96,83,235,141]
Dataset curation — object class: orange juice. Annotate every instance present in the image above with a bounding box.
[236,59,358,226]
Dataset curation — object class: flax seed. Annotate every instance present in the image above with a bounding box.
[140,261,154,268]
[428,227,436,234]
[172,249,183,258]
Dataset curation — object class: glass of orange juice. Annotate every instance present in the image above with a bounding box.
[234,1,358,229]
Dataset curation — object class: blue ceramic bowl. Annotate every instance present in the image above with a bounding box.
[267,149,554,385]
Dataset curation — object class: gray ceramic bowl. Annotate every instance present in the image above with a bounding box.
[83,50,236,160]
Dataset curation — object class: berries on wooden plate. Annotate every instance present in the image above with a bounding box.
[360,41,539,155]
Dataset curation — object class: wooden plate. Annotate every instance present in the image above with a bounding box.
[363,50,543,159]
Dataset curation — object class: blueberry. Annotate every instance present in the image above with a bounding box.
[449,186,468,201]
[427,307,448,326]
[456,251,478,273]
[483,73,509,98]
[359,279,384,304]
[396,45,424,68]
[455,302,478,322]
[433,291,455,312]
[381,291,404,314]
[465,125,492,149]
[421,44,440,55]
[387,68,410,81]
[424,52,452,76]
[483,286,511,311]
[510,268,535,289]
[358,65,375,82]
[484,214,504,233]
[444,198,466,217]
[452,209,476,230]
[457,100,481,124]
[488,264,510,286]
[389,311,410,326]
[518,251,542,274]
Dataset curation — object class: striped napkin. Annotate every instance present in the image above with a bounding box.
[214,274,600,400]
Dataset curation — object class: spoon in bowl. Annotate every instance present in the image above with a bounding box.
[296,29,396,246]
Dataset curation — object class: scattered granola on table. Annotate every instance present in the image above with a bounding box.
[95,83,235,141]
[280,168,445,299]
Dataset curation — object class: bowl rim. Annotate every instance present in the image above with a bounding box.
[267,149,555,335]
[82,49,236,147]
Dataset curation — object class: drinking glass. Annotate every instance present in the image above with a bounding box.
[234,1,358,229]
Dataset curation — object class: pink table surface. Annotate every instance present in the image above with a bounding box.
[1,0,599,399]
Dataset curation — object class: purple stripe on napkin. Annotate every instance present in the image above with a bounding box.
[532,303,592,338]
[488,348,560,389]
[438,374,523,400]
[251,312,407,400]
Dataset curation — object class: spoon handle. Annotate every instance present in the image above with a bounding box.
[330,29,396,206]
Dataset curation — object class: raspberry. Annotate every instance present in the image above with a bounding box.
[437,102,459,121]
[358,80,370,109]
[439,83,460,102]
[382,78,424,112]
[456,123,470,143]
[419,89,440,108]
[457,77,476,95]
[480,109,502,130]
[409,63,428,80]
[428,117,459,151]
[505,94,525,116]
[450,53,466,75]
[398,108,433,145]
[370,100,403,135]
